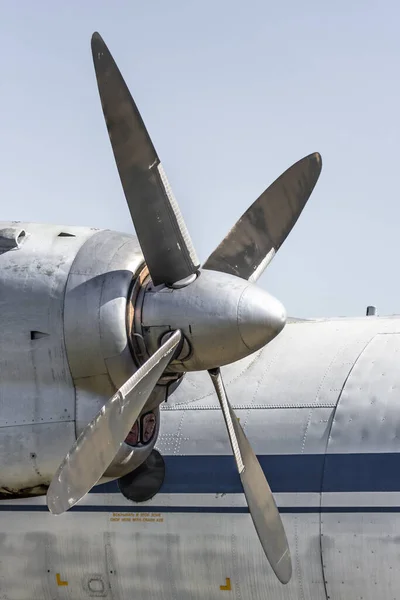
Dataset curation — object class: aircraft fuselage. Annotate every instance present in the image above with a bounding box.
[0,221,397,599]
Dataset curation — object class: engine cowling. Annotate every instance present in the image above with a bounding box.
[0,223,177,496]
[63,228,172,481]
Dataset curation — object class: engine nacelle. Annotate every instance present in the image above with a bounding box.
[0,222,170,497]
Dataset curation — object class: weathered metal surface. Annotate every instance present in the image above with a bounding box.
[63,229,163,479]
[0,422,76,494]
[203,153,322,282]
[0,221,96,493]
[0,226,26,249]
[48,332,181,515]
[0,225,400,598]
[321,333,400,599]
[167,316,398,410]
[323,333,400,454]
[0,222,160,492]
[0,222,94,428]
[0,510,327,600]
[91,33,199,287]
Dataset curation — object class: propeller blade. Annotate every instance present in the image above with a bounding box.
[203,153,322,282]
[47,330,182,515]
[208,368,292,584]
[91,32,199,287]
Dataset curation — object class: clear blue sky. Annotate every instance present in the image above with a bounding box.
[0,0,398,318]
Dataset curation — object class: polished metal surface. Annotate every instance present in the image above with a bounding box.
[209,368,292,584]
[47,330,181,515]
[203,153,322,281]
[141,269,286,371]
[91,33,199,287]
[237,283,286,351]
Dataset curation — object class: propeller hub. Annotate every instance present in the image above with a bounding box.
[138,269,286,371]
[237,283,286,351]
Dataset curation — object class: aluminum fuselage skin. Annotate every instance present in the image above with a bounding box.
[0,222,398,599]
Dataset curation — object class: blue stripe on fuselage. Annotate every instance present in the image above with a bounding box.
[0,505,399,513]
[93,453,400,495]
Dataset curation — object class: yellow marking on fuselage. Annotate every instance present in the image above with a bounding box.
[56,573,68,586]
[220,577,231,591]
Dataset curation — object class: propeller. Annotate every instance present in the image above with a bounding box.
[47,31,324,585]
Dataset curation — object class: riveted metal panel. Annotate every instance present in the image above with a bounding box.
[285,514,327,600]
[324,333,400,454]
[158,407,333,456]
[0,421,75,491]
[96,513,326,599]
[321,333,400,599]
[0,520,114,600]
[321,514,400,600]
[168,317,400,411]
[0,221,96,427]
[0,510,327,600]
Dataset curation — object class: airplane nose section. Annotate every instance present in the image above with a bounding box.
[237,284,286,352]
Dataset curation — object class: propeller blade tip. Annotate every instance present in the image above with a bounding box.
[276,549,292,584]
[46,495,63,516]
[91,32,106,56]
[311,151,322,169]
[91,31,102,43]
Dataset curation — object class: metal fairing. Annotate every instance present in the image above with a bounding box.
[0,221,95,494]
[1,272,400,597]
[0,222,163,496]
[62,228,164,479]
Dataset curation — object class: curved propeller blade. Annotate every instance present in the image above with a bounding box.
[91,33,199,287]
[47,330,182,515]
[203,153,322,282]
[208,368,292,584]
